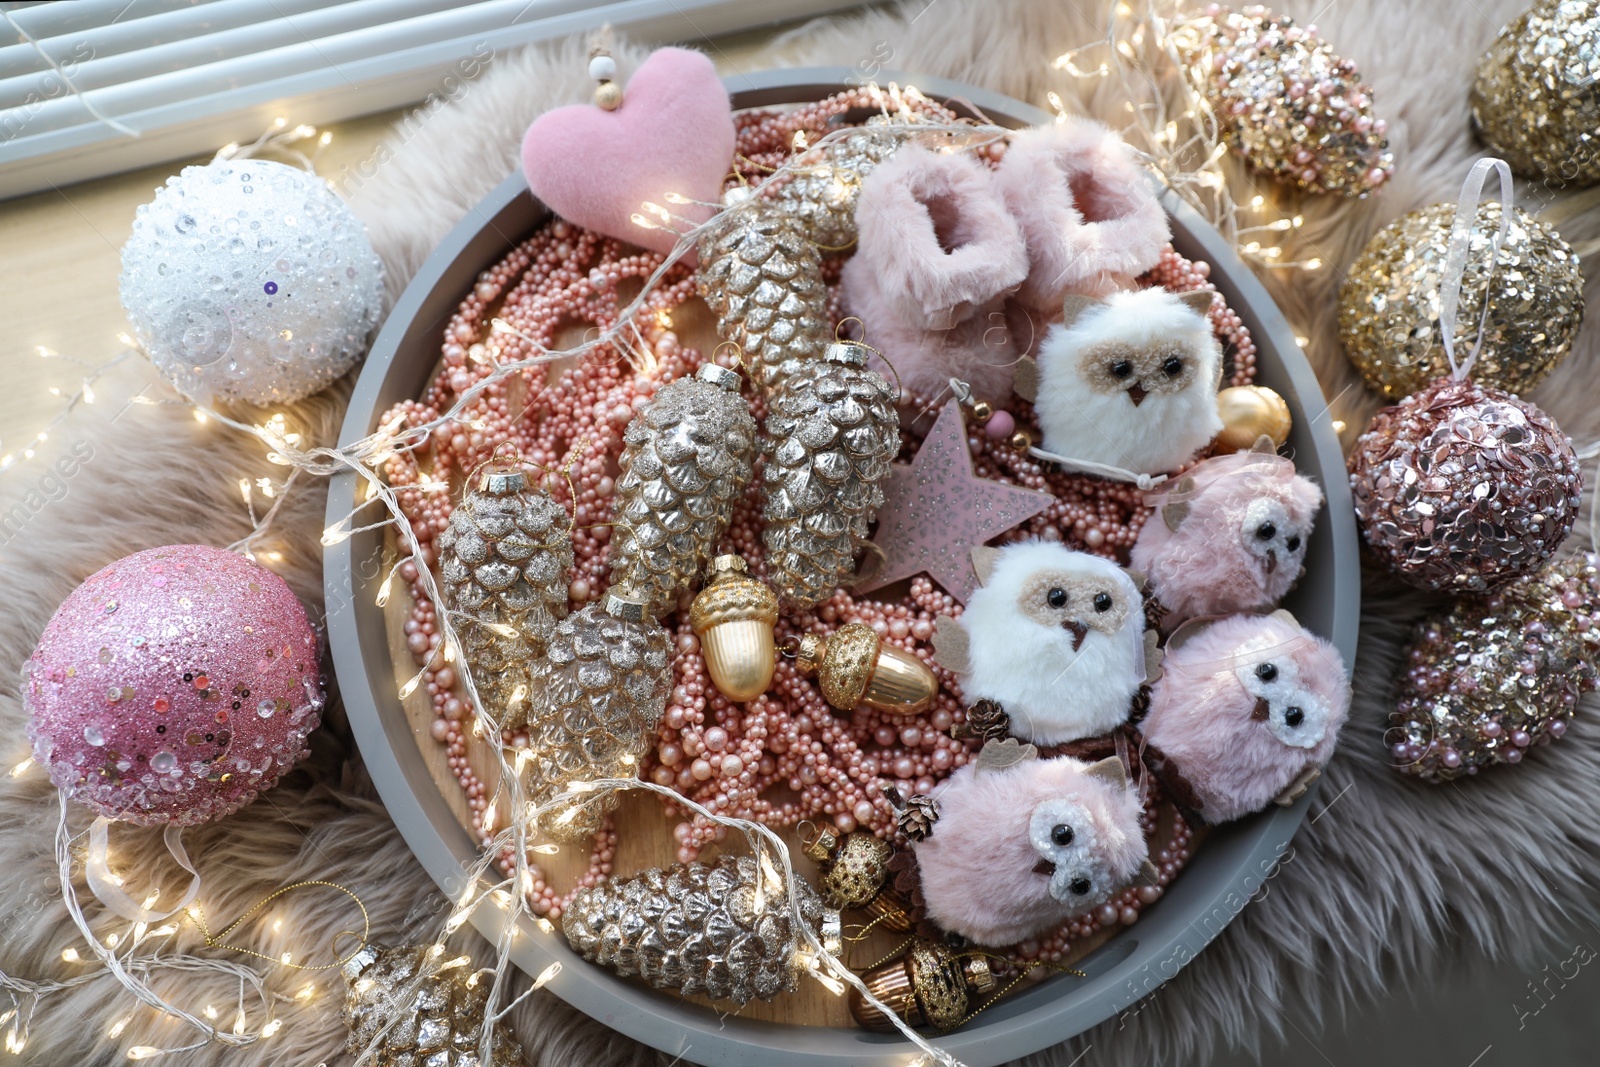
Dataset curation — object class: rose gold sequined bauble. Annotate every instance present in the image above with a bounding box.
[1338,201,1585,399]
[1389,552,1600,781]
[1471,0,1600,189]
[1172,4,1394,196]
[1348,377,1582,592]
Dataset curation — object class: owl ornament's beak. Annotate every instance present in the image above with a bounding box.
[1126,381,1147,406]
[1251,696,1271,721]
[1062,618,1089,651]
[1264,549,1278,575]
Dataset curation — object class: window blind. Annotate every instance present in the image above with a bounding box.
[0,0,862,199]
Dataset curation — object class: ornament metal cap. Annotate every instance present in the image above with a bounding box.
[824,340,870,366]
[477,467,527,494]
[340,944,379,982]
[695,362,743,391]
[603,592,648,622]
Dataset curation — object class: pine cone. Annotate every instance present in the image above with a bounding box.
[696,192,832,395]
[609,363,757,618]
[437,467,572,723]
[954,699,1012,744]
[341,944,523,1067]
[884,785,939,841]
[562,855,832,1004]
[772,121,908,250]
[525,596,672,839]
[762,341,900,608]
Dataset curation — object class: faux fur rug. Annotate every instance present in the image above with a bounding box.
[4,1,1599,1065]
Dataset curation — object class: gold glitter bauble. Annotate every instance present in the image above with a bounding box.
[562,854,836,1004]
[762,341,900,609]
[1172,5,1394,196]
[1338,201,1585,398]
[341,944,523,1067]
[1471,0,1600,188]
[524,595,671,838]
[1389,552,1600,782]
[437,466,572,724]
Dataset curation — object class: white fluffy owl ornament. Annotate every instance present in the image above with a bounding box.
[1131,443,1324,630]
[1015,288,1224,478]
[932,541,1151,746]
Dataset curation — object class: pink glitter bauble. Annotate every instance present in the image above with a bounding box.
[1348,376,1582,592]
[24,544,324,826]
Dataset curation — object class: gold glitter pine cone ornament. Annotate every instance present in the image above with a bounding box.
[562,854,840,1004]
[849,939,994,1032]
[763,340,901,609]
[1390,551,1600,781]
[696,188,832,395]
[772,119,911,250]
[1338,200,1585,398]
[437,465,573,723]
[1172,4,1394,196]
[794,622,939,716]
[609,362,758,618]
[1347,376,1583,593]
[1471,0,1600,188]
[690,554,779,701]
[522,592,672,839]
[341,944,523,1067]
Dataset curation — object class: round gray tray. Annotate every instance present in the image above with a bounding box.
[325,68,1360,1067]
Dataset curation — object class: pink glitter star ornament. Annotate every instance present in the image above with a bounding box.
[25,544,324,827]
[857,400,1053,604]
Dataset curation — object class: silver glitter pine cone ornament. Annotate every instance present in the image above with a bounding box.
[696,189,832,395]
[1347,376,1582,593]
[1338,200,1585,398]
[1390,551,1600,781]
[562,854,837,1004]
[1172,4,1394,196]
[1471,0,1600,188]
[609,362,758,617]
[524,592,672,840]
[772,119,909,250]
[341,944,523,1067]
[438,466,573,724]
[762,340,900,609]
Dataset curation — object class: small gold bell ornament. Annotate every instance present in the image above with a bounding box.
[802,824,913,932]
[849,939,994,1032]
[1213,385,1291,453]
[690,554,780,701]
[794,622,938,715]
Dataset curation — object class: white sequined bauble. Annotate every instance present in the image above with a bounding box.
[119,158,384,405]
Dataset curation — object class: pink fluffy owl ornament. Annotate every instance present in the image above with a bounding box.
[1015,288,1224,481]
[890,742,1155,947]
[932,541,1152,746]
[1131,443,1324,630]
[1141,612,1350,824]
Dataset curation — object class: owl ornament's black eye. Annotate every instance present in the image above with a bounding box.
[1093,592,1113,613]
[1286,534,1302,552]
[1256,521,1277,541]
[1051,824,1074,846]
[1256,662,1279,682]
[1047,587,1068,608]
[1284,706,1305,727]
[1069,877,1092,895]
[1162,355,1184,377]
[1110,359,1133,380]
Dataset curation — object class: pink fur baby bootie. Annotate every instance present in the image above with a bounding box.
[996,120,1170,310]
[841,144,1029,402]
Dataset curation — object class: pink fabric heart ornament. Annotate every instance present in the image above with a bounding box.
[521,47,735,261]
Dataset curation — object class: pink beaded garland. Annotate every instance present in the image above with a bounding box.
[378,93,1249,928]
[25,544,324,827]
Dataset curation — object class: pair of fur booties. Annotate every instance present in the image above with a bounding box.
[840,119,1169,403]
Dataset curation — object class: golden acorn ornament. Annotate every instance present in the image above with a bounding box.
[562,854,840,1005]
[801,825,913,932]
[773,119,910,250]
[696,189,832,395]
[341,944,523,1067]
[1214,385,1291,453]
[436,465,572,723]
[523,591,671,839]
[609,362,758,618]
[794,623,938,715]
[1471,0,1600,188]
[690,554,779,701]
[763,340,901,609]
[849,939,994,1032]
